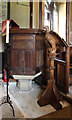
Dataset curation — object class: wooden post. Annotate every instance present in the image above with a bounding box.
[30,1,33,28]
[66,2,70,93]
[7,2,10,19]
[39,1,42,28]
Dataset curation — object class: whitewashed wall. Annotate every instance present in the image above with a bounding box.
[33,1,39,28]
[58,3,66,40]
[10,2,30,28]
[10,2,39,28]
[53,10,58,33]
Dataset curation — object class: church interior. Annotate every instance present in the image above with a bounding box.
[0,0,72,119]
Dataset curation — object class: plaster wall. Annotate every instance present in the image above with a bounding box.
[10,2,30,28]
[58,3,66,40]
[33,1,39,28]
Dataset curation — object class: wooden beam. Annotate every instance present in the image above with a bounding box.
[66,2,70,45]
[66,2,70,93]
[7,2,10,19]
[39,1,42,28]
[30,2,33,28]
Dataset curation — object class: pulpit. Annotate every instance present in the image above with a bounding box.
[4,28,45,75]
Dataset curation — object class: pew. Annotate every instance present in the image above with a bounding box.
[37,27,68,110]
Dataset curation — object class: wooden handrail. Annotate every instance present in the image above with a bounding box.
[54,58,66,65]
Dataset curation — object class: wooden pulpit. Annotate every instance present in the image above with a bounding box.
[4,28,45,75]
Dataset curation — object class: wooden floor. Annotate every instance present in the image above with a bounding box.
[35,105,72,119]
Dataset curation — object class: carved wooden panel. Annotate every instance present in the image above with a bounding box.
[36,35,45,72]
[7,28,45,75]
[36,50,44,67]
[57,64,66,86]
[54,59,66,93]
[10,49,35,75]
